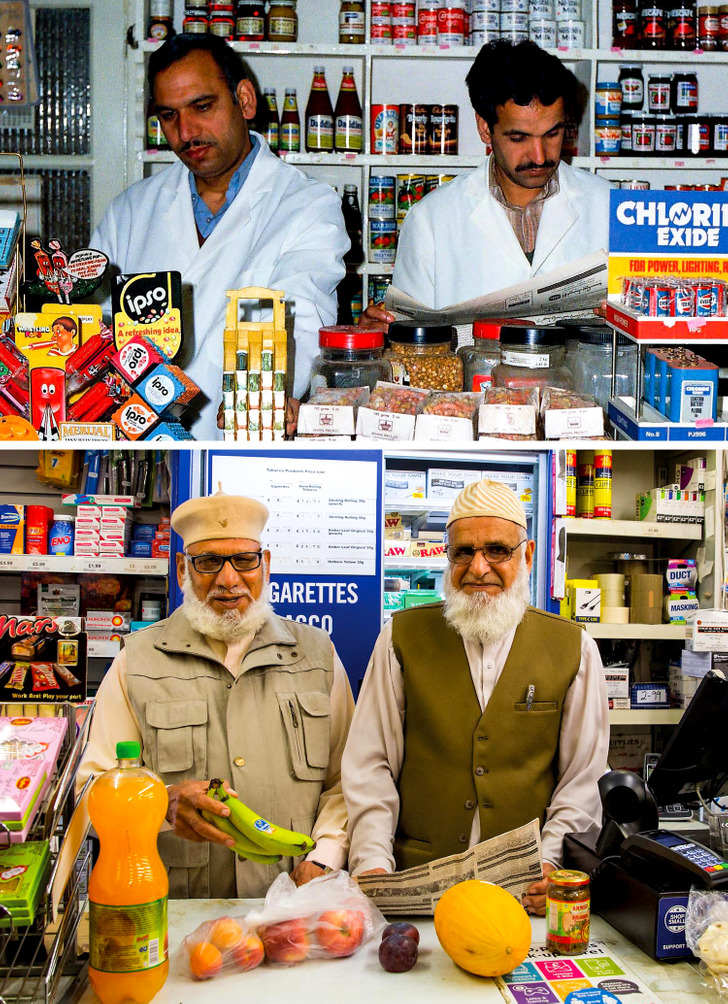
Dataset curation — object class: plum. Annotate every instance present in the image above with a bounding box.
[381,922,420,946]
[379,934,418,973]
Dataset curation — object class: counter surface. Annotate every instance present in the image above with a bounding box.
[73,898,722,1004]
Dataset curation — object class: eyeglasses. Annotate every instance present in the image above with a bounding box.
[185,551,263,574]
[445,541,527,565]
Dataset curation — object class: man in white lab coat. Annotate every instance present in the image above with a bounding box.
[91,34,348,440]
[362,40,611,323]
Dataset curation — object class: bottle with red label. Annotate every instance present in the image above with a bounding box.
[334,67,363,153]
[305,66,334,153]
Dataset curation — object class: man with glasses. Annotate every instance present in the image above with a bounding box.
[78,491,354,899]
[342,479,608,915]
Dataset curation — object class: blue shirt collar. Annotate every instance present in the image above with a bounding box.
[188,133,260,239]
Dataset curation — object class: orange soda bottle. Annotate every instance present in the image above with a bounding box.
[88,741,169,1004]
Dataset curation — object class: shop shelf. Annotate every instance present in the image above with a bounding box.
[586,623,689,640]
[564,518,702,540]
[609,709,684,725]
[384,557,445,570]
[0,556,168,575]
[575,156,728,170]
[384,500,451,513]
[609,396,728,442]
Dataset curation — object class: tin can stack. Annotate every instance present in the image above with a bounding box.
[621,275,727,317]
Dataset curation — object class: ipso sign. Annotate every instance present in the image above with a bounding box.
[609,190,728,254]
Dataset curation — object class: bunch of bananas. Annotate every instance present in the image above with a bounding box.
[201,779,315,864]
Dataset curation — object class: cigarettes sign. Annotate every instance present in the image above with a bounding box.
[608,190,728,296]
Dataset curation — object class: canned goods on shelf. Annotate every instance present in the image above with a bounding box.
[556,17,585,46]
[595,119,621,155]
[371,104,399,153]
[369,174,396,220]
[369,220,398,263]
[595,81,623,119]
[428,104,458,155]
[397,174,426,221]
[437,7,468,44]
[530,18,557,44]
[399,103,429,154]
[555,0,581,19]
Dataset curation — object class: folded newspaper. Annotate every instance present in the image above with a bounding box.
[385,250,608,327]
[357,818,542,915]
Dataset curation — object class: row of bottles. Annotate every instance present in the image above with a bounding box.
[261,66,362,153]
[147,66,362,154]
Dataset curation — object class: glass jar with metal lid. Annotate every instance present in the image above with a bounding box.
[310,326,392,393]
[565,325,637,412]
[458,320,501,391]
[385,321,463,390]
[267,0,298,41]
[546,870,590,955]
[491,326,573,392]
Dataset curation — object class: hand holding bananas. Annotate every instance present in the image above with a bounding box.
[165,778,244,846]
[203,779,316,864]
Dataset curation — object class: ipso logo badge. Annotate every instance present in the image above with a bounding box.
[609,190,728,254]
[664,904,687,934]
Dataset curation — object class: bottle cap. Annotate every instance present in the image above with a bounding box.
[117,740,141,760]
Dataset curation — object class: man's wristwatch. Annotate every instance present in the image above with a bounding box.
[310,860,333,874]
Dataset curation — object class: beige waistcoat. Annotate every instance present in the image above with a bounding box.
[123,608,334,899]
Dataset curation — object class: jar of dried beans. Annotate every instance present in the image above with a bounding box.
[385,322,463,390]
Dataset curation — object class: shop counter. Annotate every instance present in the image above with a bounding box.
[71,899,720,1004]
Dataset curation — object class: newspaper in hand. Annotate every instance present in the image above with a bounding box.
[385,251,608,327]
[357,819,543,916]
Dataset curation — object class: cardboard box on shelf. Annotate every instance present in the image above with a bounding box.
[608,729,652,770]
[426,468,483,500]
[384,470,426,501]
[686,610,728,652]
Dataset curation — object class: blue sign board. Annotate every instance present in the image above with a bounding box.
[609,189,728,256]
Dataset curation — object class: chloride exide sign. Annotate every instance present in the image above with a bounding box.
[608,189,728,297]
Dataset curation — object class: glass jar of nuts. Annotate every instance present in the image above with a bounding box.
[385,322,463,391]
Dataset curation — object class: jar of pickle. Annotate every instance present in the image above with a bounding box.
[546,870,590,955]
[310,326,393,393]
[385,322,463,390]
[458,320,501,391]
[267,0,298,41]
[492,326,573,392]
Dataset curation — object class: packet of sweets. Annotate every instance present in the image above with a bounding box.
[5,665,27,689]
[53,663,80,687]
[31,663,59,692]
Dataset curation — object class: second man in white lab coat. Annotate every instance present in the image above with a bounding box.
[362,40,611,323]
[92,34,349,440]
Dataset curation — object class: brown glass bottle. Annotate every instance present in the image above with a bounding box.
[263,88,279,152]
[334,67,363,153]
[306,66,334,153]
[640,0,668,46]
[280,88,301,153]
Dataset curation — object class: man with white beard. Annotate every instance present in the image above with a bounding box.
[77,491,354,899]
[342,479,608,915]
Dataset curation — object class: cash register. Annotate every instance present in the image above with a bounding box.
[564,668,728,960]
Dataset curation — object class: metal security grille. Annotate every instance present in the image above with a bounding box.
[29,167,91,248]
[0,7,91,156]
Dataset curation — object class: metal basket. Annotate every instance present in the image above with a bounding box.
[0,703,93,1004]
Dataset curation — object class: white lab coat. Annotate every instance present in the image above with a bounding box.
[392,156,613,309]
[91,134,349,440]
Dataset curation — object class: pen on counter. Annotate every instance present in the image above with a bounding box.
[525,685,535,711]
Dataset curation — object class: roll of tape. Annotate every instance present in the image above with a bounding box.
[600,606,630,624]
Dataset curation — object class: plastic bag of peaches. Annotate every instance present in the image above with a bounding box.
[182,870,387,979]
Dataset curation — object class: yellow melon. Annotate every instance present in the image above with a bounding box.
[433,880,532,977]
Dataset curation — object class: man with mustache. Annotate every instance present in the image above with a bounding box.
[91,34,348,440]
[77,491,354,898]
[361,40,611,322]
[342,479,609,915]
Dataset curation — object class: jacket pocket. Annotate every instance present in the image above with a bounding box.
[146,699,208,776]
[513,701,559,713]
[277,691,330,782]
